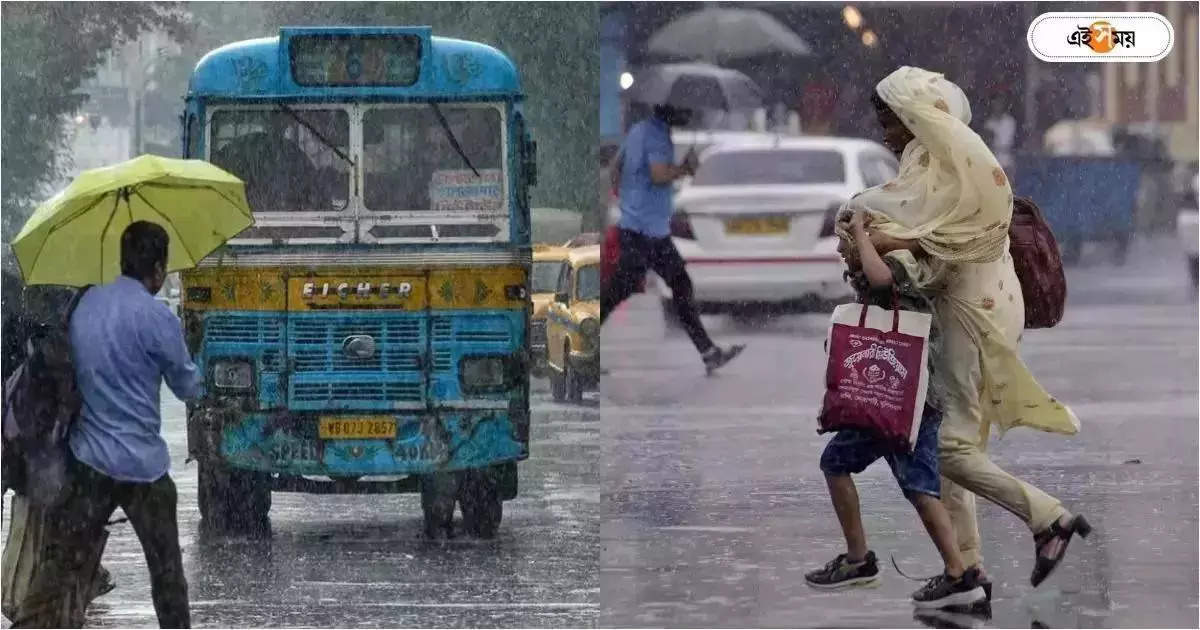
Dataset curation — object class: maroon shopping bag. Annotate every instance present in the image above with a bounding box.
[817,299,932,451]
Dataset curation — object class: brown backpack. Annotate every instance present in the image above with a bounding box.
[1008,197,1066,329]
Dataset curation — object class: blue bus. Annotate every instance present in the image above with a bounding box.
[179,27,536,538]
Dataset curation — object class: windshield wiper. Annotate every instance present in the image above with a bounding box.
[430,103,479,177]
[276,102,355,167]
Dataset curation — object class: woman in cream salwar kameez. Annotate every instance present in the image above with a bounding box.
[837,66,1092,597]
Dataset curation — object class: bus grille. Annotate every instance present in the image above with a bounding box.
[292,381,422,404]
[289,317,423,373]
[206,316,283,344]
[287,315,426,409]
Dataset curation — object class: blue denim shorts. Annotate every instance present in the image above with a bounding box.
[819,404,943,498]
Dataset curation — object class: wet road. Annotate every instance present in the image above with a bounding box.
[2,382,599,628]
[600,237,1199,628]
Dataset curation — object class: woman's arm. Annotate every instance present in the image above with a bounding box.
[869,230,923,255]
[851,212,895,288]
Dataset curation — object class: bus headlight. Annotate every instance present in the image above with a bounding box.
[460,356,507,392]
[580,317,599,351]
[212,360,253,390]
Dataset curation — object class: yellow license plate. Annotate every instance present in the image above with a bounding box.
[725,216,790,235]
[318,416,397,439]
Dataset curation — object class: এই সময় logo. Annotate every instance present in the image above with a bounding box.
[1067,21,1135,53]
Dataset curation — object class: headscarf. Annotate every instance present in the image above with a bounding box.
[837,66,1014,265]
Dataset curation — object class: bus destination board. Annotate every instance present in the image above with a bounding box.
[290,35,421,87]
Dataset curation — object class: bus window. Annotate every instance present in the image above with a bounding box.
[209,109,350,213]
[363,106,502,213]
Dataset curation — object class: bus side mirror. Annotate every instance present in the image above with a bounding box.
[554,290,568,305]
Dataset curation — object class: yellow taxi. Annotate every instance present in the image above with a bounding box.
[544,244,600,402]
[531,244,571,376]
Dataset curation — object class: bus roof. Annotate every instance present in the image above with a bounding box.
[188,27,521,101]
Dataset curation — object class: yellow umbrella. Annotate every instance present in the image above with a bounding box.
[12,155,254,287]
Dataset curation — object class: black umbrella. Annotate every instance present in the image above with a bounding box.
[627,62,764,111]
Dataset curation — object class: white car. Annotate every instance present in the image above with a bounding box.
[670,130,783,191]
[1178,173,1198,288]
[658,136,899,319]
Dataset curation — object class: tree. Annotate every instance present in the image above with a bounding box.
[0,2,188,247]
[262,2,602,229]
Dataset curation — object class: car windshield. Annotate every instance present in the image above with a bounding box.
[209,109,350,212]
[532,261,562,294]
[362,106,503,212]
[576,265,600,301]
[693,149,846,186]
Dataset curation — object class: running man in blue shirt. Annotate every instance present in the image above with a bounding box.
[17,222,198,628]
[601,103,744,375]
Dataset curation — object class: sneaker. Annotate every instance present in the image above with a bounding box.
[912,605,991,629]
[702,344,745,376]
[805,551,880,589]
[911,568,987,609]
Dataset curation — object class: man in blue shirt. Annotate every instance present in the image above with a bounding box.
[601,103,744,375]
[18,222,199,628]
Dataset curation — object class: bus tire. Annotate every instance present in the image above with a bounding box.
[419,472,459,539]
[458,468,502,539]
[198,461,271,537]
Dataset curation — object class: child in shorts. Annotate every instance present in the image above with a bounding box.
[804,210,986,610]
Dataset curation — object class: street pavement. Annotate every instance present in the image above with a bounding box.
[1,383,599,628]
[600,237,1199,628]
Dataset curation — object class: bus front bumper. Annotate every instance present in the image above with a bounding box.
[189,405,529,478]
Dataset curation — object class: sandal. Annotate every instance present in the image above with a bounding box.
[90,565,116,600]
[1031,513,1092,587]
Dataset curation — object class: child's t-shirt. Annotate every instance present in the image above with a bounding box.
[844,257,945,411]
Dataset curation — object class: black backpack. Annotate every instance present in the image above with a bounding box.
[2,285,91,505]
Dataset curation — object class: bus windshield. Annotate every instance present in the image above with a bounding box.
[363,105,503,213]
[210,108,351,213]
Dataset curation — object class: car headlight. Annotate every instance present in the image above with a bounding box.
[579,317,599,350]
[460,356,507,391]
[211,360,253,390]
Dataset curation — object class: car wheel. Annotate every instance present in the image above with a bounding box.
[549,362,567,401]
[565,341,584,403]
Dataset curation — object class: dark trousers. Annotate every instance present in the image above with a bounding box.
[13,458,189,629]
[601,228,714,354]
